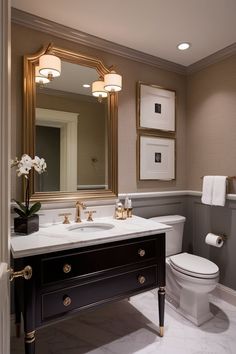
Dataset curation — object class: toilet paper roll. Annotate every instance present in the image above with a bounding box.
[205,233,224,248]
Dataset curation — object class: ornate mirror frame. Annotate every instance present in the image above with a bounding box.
[24,43,118,202]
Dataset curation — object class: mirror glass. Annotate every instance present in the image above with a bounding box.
[24,44,118,202]
[35,61,108,192]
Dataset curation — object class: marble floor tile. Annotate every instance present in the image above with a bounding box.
[11,291,236,354]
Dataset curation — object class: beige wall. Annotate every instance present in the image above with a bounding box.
[11,23,187,199]
[186,55,236,191]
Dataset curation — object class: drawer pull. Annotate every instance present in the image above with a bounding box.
[138,249,146,257]
[63,264,72,274]
[138,275,146,284]
[63,296,72,307]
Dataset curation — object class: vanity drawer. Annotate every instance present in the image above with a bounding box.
[42,265,157,321]
[41,238,157,285]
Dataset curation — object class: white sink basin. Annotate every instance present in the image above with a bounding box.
[68,223,114,233]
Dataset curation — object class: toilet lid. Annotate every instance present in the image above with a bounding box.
[170,253,219,279]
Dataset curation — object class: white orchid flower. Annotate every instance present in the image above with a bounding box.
[11,157,19,167]
[32,156,47,173]
[40,158,47,171]
[17,165,31,176]
[11,154,46,220]
[19,154,33,169]
[12,154,46,178]
[15,154,33,176]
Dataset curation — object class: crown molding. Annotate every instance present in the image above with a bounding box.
[11,8,186,75]
[11,8,236,77]
[187,42,236,74]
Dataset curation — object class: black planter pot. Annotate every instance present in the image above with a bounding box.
[14,214,39,235]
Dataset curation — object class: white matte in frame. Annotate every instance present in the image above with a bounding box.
[139,84,175,132]
[140,136,175,180]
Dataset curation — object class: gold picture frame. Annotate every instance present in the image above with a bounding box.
[138,133,176,181]
[137,82,176,133]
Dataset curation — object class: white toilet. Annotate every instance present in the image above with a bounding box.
[150,215,219,326]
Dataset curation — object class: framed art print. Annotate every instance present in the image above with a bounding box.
[137,82,175,132]
[139,135,175,180]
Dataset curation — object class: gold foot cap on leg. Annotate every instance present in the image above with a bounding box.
[159,326,164,337]
[25,330,35,344]
[16,323,21,338]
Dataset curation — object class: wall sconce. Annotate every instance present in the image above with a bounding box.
[35,66,50,85]
[92,70,122,102]
[39,54,61,81]
[92,79,108,103]
[104,71,122,92]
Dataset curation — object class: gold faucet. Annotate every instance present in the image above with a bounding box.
[75,201,86,223]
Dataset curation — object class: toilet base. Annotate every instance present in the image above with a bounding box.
[166,290,214,326]
[177,306,213,326]
[179,288,213,326]
[166,259,217,326]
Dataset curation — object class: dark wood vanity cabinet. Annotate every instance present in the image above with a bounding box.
[13,233,166,354]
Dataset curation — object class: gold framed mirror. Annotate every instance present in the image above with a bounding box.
[24,43,118,202]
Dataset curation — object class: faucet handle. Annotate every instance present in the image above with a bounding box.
[84,210,96,222]
[58,213,71,224]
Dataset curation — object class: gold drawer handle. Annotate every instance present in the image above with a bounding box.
[138,249,146,257]
[63,264,72,274]
[63,296,72,307]
[138,275,146,285]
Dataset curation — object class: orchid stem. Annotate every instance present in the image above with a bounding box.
[25,176,30,213]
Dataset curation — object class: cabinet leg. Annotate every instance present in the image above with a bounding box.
[15,302,21,337]
[24,330,36,354]
[14,280,22,338]
[15,323,21,338]
[158,287,165,337]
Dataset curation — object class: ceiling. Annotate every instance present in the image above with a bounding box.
[11,0,236,66]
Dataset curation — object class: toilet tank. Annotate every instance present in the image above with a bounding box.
[150,215,186,256]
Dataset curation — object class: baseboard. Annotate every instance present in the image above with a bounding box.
[212,283,236,307]
[153,284,236,307]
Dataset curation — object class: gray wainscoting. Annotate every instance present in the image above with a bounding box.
[130,195,186,219]
[123,194,236,291]
[185,196,236,291]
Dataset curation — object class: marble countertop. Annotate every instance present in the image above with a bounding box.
[11,215,171,258]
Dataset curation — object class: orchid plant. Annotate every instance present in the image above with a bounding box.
[11,154,47,218]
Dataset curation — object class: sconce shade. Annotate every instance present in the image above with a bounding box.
[104,71,122,92]
[39,54,61,79]
[92,80,108,98]
[35,66,50,84]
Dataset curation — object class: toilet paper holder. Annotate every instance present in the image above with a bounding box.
[205,233,227,248]
[218,234,227,242]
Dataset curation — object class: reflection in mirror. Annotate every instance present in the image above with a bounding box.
[35,61,108,193]
[24,44,118,202]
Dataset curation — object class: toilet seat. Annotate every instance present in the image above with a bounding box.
[169,253,219,279]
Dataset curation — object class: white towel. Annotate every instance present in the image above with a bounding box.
[212,176,227,206]
[201,176,214,205]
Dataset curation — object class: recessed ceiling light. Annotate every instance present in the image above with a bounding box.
[177,42,191,51]
[83,84,90,88]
